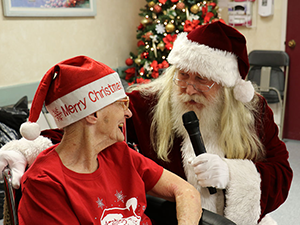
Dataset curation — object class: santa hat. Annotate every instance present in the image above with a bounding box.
[167,21,254,103]
[20,55,126,140]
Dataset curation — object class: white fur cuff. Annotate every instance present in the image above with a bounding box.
[224,158,261,225]
[1,136,53,166]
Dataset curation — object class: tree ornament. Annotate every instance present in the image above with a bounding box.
[153,5,162,14]
[152,12,157,20]
[141,17,152,26]
[137,40,145,47]
[148,1,155,8]
[125,58,134,66]
[143,31,153,40]
[157,42,165,51]
[135,58,141,66]
[141,52,149,59]
[190,4,200,14]
[165,23,175,33]
[176,2,185,10]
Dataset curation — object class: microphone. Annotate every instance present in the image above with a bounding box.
[182,111,217,195]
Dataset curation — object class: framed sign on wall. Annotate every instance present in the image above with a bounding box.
[2,0,97,17]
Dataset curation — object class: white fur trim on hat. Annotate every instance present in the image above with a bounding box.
[20,121,41,141]
[234,79,255,103]
[46,72,126,128]
[168,32,241,87]
[167,32,255,103]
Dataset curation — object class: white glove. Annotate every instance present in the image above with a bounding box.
[190,153,229,189]
[0,150,27,189]
[0,136,53,189]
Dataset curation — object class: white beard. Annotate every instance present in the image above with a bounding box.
[170,86,224,151]
[170,86,226,214]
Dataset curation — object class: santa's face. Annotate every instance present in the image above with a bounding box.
[174,70,222,111]
[171,71,224,140]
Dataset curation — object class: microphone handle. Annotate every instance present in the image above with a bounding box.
[190,133,217,195]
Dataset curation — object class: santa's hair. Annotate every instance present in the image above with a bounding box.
[129,65,265,162]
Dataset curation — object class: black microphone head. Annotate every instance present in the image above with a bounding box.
[182,111,199,135]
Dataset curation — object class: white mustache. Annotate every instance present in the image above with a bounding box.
[177,93,208,106]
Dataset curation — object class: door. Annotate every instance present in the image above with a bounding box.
[283,0,300,140]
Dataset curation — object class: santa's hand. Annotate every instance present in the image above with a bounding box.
[0,150,27,189]
[0,136,53,189]
[190,153,229,189]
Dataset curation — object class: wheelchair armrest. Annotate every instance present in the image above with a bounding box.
[145,195,236,225]
[2,167,19,225]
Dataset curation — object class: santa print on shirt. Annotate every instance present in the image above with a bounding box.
[100,197,141,225]
[18,142,163,225]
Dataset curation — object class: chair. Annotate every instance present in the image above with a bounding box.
[246,50,289,139]
[146,195,236,225]
[2,167,235,225]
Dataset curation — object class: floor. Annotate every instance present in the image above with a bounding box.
[0,139,298,225]
[269,139,300,224]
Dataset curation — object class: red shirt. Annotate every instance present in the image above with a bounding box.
[18,141,163,225]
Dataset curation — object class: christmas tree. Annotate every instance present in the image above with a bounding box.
[123,0,222,85]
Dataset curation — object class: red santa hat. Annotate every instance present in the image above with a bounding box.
[167,21,254,103]
[20,55,126,140]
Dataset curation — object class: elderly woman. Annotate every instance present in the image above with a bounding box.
[16,56,201,225]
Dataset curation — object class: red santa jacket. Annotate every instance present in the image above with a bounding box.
[125,90,293,223]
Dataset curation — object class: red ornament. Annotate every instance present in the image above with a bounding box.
[153,5,162,14]
[137,40,145,47]
[159,0,167,4]
[176,2,185,10]
[137,23,144,30]
[125,58,133,66]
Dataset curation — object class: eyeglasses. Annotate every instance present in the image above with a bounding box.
[116,96,130,111]
[173,73,215,92]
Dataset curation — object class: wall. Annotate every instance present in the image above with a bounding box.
[0,0,144,88]
[220,0,287,53]
[0,0,287,89]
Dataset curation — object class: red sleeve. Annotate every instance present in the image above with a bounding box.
[128,146,164,192]
[255,95,293,220]
[18,173,80,225]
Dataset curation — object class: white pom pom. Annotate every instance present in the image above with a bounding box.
[20,122,41,140]
[233,79,255,103]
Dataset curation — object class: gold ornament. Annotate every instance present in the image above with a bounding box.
[157,42,165,51]
[141,17,152,26]
[190,4,200,14]
[135,58,141,66]
[165,23,175,33]
[148,1,155,8]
